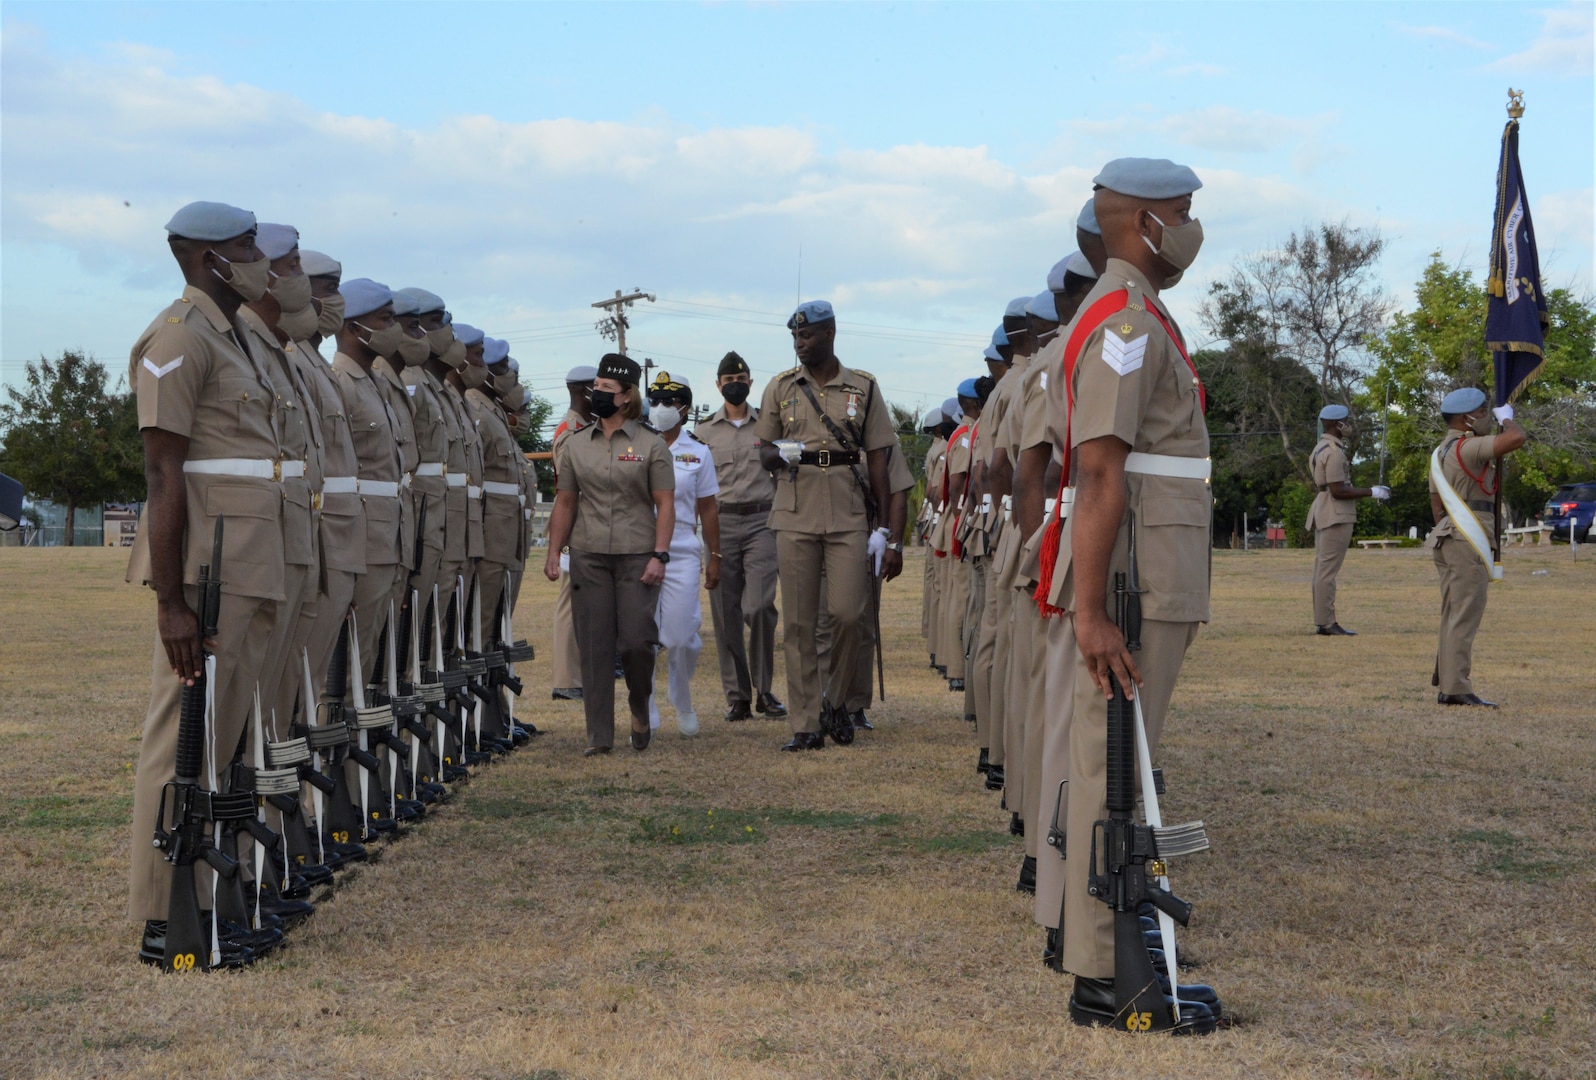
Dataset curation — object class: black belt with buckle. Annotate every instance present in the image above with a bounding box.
[1467,499,1494,512]
[798,450,859,467]
[719,500,773,516]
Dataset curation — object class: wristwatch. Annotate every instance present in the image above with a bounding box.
[887,542,904,552]
[652,551,672,564]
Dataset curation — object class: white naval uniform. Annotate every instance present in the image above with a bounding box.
[648,430,720,732]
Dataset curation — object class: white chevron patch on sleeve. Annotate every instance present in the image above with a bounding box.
[141,356,183,379]
[1100,333,1147,377]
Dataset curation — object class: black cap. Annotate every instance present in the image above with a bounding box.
[597,353,641,387]
[717,351,750,378]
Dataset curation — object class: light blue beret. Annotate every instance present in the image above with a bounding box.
[507,357,521,374]
[788,299,834,330]
[390,290,421,317]
[1441,387,1487,415]
[566,365,598,383]
[453,323,485,347]
[983,345,1003,363]
[1077,198,1101,236]
[255,223,299,260]
[1005,296,1031,319]
[483,337,510,365]
[1047,251,1098,291]
[341,278,393,320]
[395,287,445,314]
[942,396,963,422]
[165,200,256,241]
[1093,157,1203,199]
[1027,291,1059,321]
[922,407,943,429]
[1319,404,1350,422]
[300,250,341,278]
[990,326,1008,348]
[957,378,980,398]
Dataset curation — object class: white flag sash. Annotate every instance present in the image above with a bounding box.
[1430,446,1503,582]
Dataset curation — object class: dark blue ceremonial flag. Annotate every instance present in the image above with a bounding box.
[1485,115,1548,406]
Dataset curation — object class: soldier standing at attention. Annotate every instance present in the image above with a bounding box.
[549,366,596,701]
[1428,387,1525,707]
[754,301,900,751]
[935,380,982,698]
[542,354,675,756]
[331,280,408,682]
[394,287,455,636]
[126,201,285,964]
[1306,404,1390,636]
[441,323,488,633]
[694,351,786,722]
[1037,159,1223,1030]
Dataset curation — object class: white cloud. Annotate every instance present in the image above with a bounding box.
[1392,23,1491,49]
[1487,3,1594,76]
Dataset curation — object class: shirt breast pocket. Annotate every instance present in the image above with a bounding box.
[217,375,271,430]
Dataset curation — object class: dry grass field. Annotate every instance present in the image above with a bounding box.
[1,544,1593,1080]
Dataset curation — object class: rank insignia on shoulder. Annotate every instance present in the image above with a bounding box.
[1101,333,1147,376]
[167,316,182,324]
[1120,324,1135,335]
[142,356,184,379]
[1127,302,1143,311]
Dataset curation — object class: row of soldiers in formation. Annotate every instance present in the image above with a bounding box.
[128,201,548,969]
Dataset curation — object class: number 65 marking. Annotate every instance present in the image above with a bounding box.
[1125,1011,1153,1031]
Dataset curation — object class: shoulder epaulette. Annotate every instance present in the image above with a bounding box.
[776,366,801,380]
[850,368,876,380]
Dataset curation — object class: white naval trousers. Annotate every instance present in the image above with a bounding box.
[647,542,703,732]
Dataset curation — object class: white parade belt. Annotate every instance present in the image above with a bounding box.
[445,472,468,488]
[483,480,521,497]
[358,479,401,498]
[183,458,304,481]
[321,476,357,495]
[467,485,483,500]
[400,471,413,489]
[1002,494,1013,523]
[1124,452,1210,481]
[414,462,446,477]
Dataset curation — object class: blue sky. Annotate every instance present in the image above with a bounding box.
[3,1,1591,416]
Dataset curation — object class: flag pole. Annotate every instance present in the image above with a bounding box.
[1492,88,1525,567]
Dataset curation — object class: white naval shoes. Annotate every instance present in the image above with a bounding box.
[677,712,700,737]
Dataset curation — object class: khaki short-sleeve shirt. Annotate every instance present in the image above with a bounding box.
[753,363,895,534]
[125,287,287,601]
[557,418,675,555]
[238,312,319,571]
[1306,434,1357,530]
[1429,432,1498,538]
[468,388,525,564]
[332,353,404,568]
[695,405,776,506]
[293,341,365,576]
[1050,259,1211,623]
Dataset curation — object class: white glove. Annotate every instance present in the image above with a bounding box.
[775,439,804,465]
[1493,404,1514,423]
[1371,485,1391,501]
[559,551,570,573]
[868,527,889,576]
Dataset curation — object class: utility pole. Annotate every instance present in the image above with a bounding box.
[591,288,655,356]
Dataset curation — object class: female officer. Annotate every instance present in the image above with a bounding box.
[543,354,675,755]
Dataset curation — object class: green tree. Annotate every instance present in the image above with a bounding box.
[514,394,558,499]
[891,401,930,530]
[0,352,145,544]
[1364,254,1596,527]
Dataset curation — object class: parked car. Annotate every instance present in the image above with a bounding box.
[1543,481,1596,543]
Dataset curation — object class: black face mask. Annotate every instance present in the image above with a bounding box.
[720,382,750,406]
[590,390,620,419]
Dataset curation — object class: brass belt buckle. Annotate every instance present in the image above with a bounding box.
[816,449,831,468]
[272,459,283,483]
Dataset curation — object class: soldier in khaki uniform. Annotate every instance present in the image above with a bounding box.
[1305,404,1389,635]
[754,300,902,750]
[934,382,982,697]
[921,406,955,666]
[694,351,786,722]
[441,322,488,625]
[917,408,946,651]
[1428,387,1526,707]
[970,345,1016,789]
[370,293,422,653]
[1037,159,1223,1030]
[469,338,525,665]
[331,280,408,682]
[543,354,675,755]
[549,366,595,700]
[125,201,284,962]
[394,288,455,639]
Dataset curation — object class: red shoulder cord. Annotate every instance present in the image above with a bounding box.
[934,423,970,558]
[1452,434,1498,496]
[1032,290,1129,616]
[951,419,981,560]
[551,420,570,481]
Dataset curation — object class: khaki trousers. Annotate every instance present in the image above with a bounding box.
[303,568,357,700]
[569,550,660,749]
[1061,619,1199,978]
[263,563,315,737]
[929,552,948,662]
[991,584,1017,768]
[551,570,583,690]
[1032,613,1077,928]
[128,587,278,922]
[940,557,972,681]
[1433,536,1489,695]
[816,569,882,713]
[776,529,868,733]
[1312,522,1353,626]
[351,563,405,686]
[921,544,936,642]
[708,511,779,706]
[966,557,990,731]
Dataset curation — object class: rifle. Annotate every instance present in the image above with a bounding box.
[497,569,537,736]
[344,611,398,839]
[1085,511,1211,1032]
[153,517,255,971]
[309,620,366,846]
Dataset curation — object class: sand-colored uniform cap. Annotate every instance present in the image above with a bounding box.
[164,200,256,240]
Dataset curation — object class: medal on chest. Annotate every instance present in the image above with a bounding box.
[845,391,860,419]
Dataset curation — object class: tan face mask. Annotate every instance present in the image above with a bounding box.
[355,320,406,359]
[426,327,454,357]
[492,369,518,395]
[461,363,490,389]
[397,332,430,367]
[278,303,320,342]
[269,272,313,313]
[210,250,272,302]
[315,291,346,336]
[442,339,467,370]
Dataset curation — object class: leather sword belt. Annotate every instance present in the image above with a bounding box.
[1467,499,1494,512]
[719,500,773,515]
[1123,452,1211,481]
[798,449,859,467]
[183,458,304,481]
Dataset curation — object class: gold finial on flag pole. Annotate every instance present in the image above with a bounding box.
[1507,88,1525,119]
